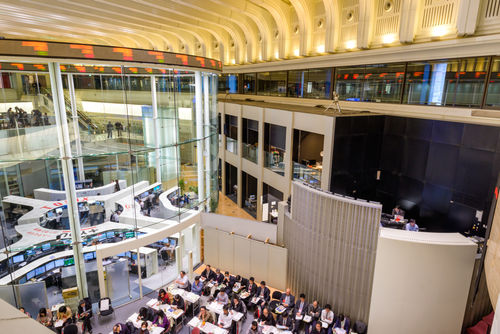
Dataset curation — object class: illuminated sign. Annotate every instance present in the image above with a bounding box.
[0,39,221,71]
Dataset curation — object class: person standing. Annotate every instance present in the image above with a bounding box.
[107,121,114,138]
[115,121,123,137]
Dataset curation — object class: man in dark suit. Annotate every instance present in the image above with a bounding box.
[277,312,293,331]
[77,299,93,334]
[293,293,308,333]
[245,277,258,298]
[214,268,224,284]
[223,271,236,294]
[201,265,217,281]
[280,288,296,310]
[334,314,350,333]
[256,281,270,307]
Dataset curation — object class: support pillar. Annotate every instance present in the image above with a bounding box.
[195,72,205,207]
[203,74,212,210]
[151,75,162,184]
[67,74,85,181]
[48,62,88,298]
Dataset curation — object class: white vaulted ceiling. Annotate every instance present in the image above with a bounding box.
[0,0,499,66]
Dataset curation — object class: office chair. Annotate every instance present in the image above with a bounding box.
[97,297,115,321]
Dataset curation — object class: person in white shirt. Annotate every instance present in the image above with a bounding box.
[320,304,334,334]
[216,290,229,305]
[218,306,233,329]
[175,271,189,290]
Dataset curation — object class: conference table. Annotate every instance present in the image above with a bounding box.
[167,284,201,316]
[187,316,228,334]
[259,324,293,334]
[146,299,185,320]
[119,312,164,334]
[207,301,244,322]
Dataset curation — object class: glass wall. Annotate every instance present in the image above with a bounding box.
[0,60,219,311]
[292,129,323,187]
[486,57,500,108]
[225,114,238,154]
[242,73,256,94]
[218,73,238,94]
[242,118,258,164]
[257,71,287,96]
[264,123,286,176]
[288,68,332,99]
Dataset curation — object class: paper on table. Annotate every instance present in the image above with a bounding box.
[295,314,303,320]
[251,297,260,304]
[54,320,64,328]
[303,315,312,323]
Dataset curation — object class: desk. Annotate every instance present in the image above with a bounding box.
[146,299,185,320]
[125,312,165,334]
[187,317,228,334]
[168,284,201,304]
[260,324,292,334]
[207,301,244,322]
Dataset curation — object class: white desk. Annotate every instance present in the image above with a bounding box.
[260,324,293,334]
[146,299,185,320]
[188,317,228,334]
[168,284,201,304]
[207,301,244,322]
[125,312,165,334]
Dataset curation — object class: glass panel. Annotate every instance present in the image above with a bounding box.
[306,68,332,99]
[105,257,132,305]
[242,73,256,94]
[335,66,365,101]
[257,71,287,96]
[242,171,257,218]
[455,57,489,107]
[264,123,286,176]
[403,59,460,106]
[486,57,500,108]
[18,281,48,318]
[218,74,238,94]
[293,162,322,187]
[225,114,238,154]
[287,70,305,98]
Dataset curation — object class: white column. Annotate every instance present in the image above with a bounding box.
[203,73,211,209]
[195,71,205,207]
[457,0,480,36]
[67,74,85,181]
[151,75,162,184]
[48,62,88,298]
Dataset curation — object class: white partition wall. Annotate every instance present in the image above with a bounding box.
[368,228,477,334]
[203,227,287,290]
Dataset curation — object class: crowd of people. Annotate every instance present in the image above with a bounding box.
[2,107,50,129]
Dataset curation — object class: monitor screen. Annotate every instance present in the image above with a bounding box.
[84,252,94,261]
[12,254,24,264]
[19,276,27,284]
[117,252,126,257]
[55,259,64,267]
[62,239,71,245]
[125,231,135,239]
[26,270,35,280]
[35,266,45,276]
[106,231,115,239]
[64,258,74,266]
[26,249,35,257]
[45,261,55,271]
[42,243,51,251]
[125,251,131,258]
[55,208,63,214]
[46,211,55,218]
[98,234,106,241]
[153,185,161,192]
[161,238,170,243]
[131,253,137,261]
[169,238,177,247]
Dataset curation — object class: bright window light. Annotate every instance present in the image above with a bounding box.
[316,45,325,53]
[382,34,396,44]
[294,48,300,56]
[431,25,449,37]
[345,40,356,49]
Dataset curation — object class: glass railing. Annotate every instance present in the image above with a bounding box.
[242,143,258,164]
[293,162,322,187]
[226,137,238,154]
[264,150,285,176]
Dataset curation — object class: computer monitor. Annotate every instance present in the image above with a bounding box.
[117,252,126,257]
[12,254,24,264]
[25,249,35,257]
[161,238,170,244]
[125,231,135,239]
[46,211,55,218]
[106,231,115,239]
[125,251,131,258]
[35,266,45,276]
[26,270,35,280]
[55,208,63,214]
[153,185,161,192]
[84,252,94,261]
[42,243,51,251]
[169,238,177,247]
[64,258,74,266]
[45,261,55,271]
[131,253,138,261]
[55,259,64,267]
[19,276,27,284]
[98,234,106,241]
[62,239,71,245]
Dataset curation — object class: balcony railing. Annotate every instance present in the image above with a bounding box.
[242,143,258,164]
[293,162,321,187]
[226,137,238,154]
[264,150,285,176]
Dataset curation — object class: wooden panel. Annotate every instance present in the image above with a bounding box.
[203,228,219,268]
[267,245,288,291]
[233,236,252,279]
[250,241,269,283]
[218,231,235,273]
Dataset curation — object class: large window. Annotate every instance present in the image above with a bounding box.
[288,68,332,99]
[486,57,500,108]
[257,71,287,96]
[242,73,256,94]
[336,64,405,103]
[242,118,259,163]
[225,114,238,154]
[218,73,238,94]
[264,123,286,175]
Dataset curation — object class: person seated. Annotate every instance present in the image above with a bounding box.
[216,289,229,305]
[172,294,185,310]
[152,309,170,331]
[62,323,79,334]
[201,264,217,281]
[56,305,73,331]
[320,304,334,334]
[37,307,52,327]
[198,306,214,324]
[280,288,295,309]
[392,205,405,217]
[294,293,308,332]
[217,305,233,329]
[222,271,236,291]
[139,321,149,334]
[112,323,130,334]
[192,276,204,296]
[334,314,350,332]
[244,277,257,299]
[231,295,244,313]
[77,299,93,334]
[258,307,275,326]
[255,281,271,308]
[405,219,419,232]
[137,307,153,322]
[277,311,293,331]
[157,288,171,304]
[310,321,325,334]
[175,271,189,290]
[19,307,31,317]
[305,300,322,334]
[247,321,262,334]
[214,268,224,284]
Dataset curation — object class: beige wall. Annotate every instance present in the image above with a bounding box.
[368,229,477,334]
[486,196,500,310]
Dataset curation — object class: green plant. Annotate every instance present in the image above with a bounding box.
[188,185,198,194]
[178,178,186,193]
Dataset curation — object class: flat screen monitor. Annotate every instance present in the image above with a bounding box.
[117,252,126,257]
[45,261,55,271]
[12,254,24,264]
[46,211,55,218]
[141,191,149,198]
[62,239,71,245]
[26,270,35,280]
[106,231,115,239]
[55,208,63,214]
[84,252,94,261]
[19,276,27,284]
[98,234,106,241]
[35,266,45,276]
[125,251,131,258]
[42,243,51,251]
[161,238,170,243]
[64,258,74,266]
[131,253,138,261]
[55,259,64,267]
[125,231,135,239]
[153,185,161,192]
[25,249,35,257]
[169,238,177,247]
